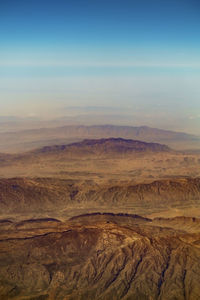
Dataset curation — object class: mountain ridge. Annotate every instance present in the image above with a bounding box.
[1,176,200,218]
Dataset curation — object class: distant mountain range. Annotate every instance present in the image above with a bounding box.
[0,124,200,153]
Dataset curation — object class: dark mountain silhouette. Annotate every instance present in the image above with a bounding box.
[36,138,171,156]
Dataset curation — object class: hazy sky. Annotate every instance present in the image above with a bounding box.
[0,0,200,132]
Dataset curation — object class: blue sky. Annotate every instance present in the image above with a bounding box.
[0,0,200,132]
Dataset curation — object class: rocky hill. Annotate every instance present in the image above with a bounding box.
[0,213,199,299]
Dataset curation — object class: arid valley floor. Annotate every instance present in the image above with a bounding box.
[0,126,200,299]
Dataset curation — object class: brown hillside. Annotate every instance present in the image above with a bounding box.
[1,177,200,218]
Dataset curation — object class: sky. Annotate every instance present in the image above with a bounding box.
[0,0,200,132]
